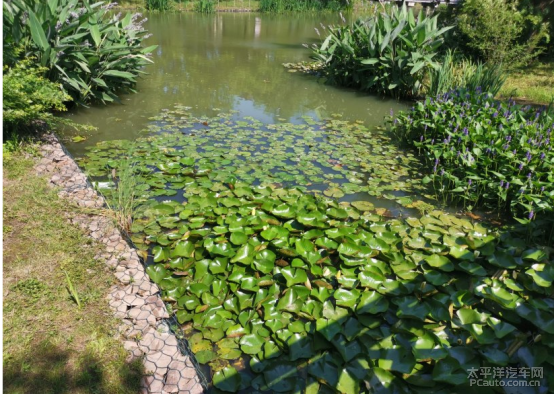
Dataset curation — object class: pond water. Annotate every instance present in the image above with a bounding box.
[64,12,408,156]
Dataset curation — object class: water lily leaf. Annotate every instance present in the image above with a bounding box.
[323,187,344,198]
[260,226,289,241]
[210,242,235,257]
[195,349,216,364]
[336,368,360,394]
[240,333,265,354]
[152,203,175,215]
[378,345,416,373]
[230,231,248,245]
[457,308,485,325]
[172,240,195,258]
[253,249,276,274]
[458,261,487,276]
[281,267,308,288]
[316,318,340,342]
[263,361,297,392]
[334,289,360,309]
[307,352,340,387]
[146,264,168,283]
[351,201,374,211]
[152,246,169,262]
[425,254,454,272]
[231,244,255,265]
[394,296,430,321]
[357,291,389,315]
[287,333,314,361]
[213,366,241,392]
[272,204,296,219]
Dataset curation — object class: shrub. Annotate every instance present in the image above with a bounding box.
[146,0,173,11]
[457,0,550,68]
[311,4,452,99]
[194,0,215,13]
[3,0,157,104]
[259,0,346,12]
[3,59,71,134]
[388,89,554,242]
[428,51,507,97]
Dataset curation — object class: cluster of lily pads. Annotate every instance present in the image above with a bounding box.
[388,89,554,241]
[78,109,434,215]
[81,146,553,393]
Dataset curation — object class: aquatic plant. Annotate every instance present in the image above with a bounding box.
[79,110,432,214]
[194,0,215,13]
[389,88,554,242]
[2,0,157,104]
[81,112,553,393]
[311,3,452,98]
[259,0,345,13]
[428,50,507,97]
[146,0,173,11]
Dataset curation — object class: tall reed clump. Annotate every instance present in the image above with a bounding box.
[428,51,507,97]
[311,4,452,99]
[146,0,172,11]
[388,89,554,243]
[260,0,345,12]
[104,150,143,233]
[194,0,215,13]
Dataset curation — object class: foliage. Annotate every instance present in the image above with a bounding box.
[99,148,145,232]
[146,0,173,11]
[194,0,215,13]
[3,58,71,134]
[78,110,431,214]
[428,50,507,97]
[83,137,553,392]
[457,0,550,68]
[388,89,554,242]
[259,0,345,13]
[311,4,452,99]
[3,0,157,104]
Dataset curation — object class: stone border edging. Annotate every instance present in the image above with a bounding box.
[34,134,204,394]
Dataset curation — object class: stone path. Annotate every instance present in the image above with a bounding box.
[34,134,204,394]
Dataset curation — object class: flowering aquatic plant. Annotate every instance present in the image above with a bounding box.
[388,88,554,241]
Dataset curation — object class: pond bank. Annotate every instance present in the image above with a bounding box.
[4,134,204,394]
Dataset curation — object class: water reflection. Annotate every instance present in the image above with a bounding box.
[64,12,406,156]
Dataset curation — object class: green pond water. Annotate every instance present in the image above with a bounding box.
[65,12,436,217]
[65,12,407,152]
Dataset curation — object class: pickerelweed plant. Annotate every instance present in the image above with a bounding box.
[388,88,554,243]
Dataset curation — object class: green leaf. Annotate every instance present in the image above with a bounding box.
[240,333,265,354]
[213,366,241,392]
[28,10,49,51]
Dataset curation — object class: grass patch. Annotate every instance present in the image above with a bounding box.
[499,62,554,105]
[3,144,142,394]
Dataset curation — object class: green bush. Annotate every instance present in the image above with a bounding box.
[259,0,345,13]
[146,0,173,11]
[428,51,507,97]
[194,0,215,13]
[311,4,452,99]
[457,0,550,67]
[3,0,157,104]
[388,89,554,242]
[3,59,71,134]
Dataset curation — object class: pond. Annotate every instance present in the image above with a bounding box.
[67,11,553,395]
[65,12,407,153]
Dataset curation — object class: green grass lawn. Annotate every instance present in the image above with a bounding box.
[3,143,142,393]
[499,62,554,105]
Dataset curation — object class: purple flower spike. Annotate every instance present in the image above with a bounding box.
[505,182,510,189]
[500,180,504,188]
[420,135,424,142]
[468,179,472,186]
[529,210,534,220]
[519,163,524,171]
